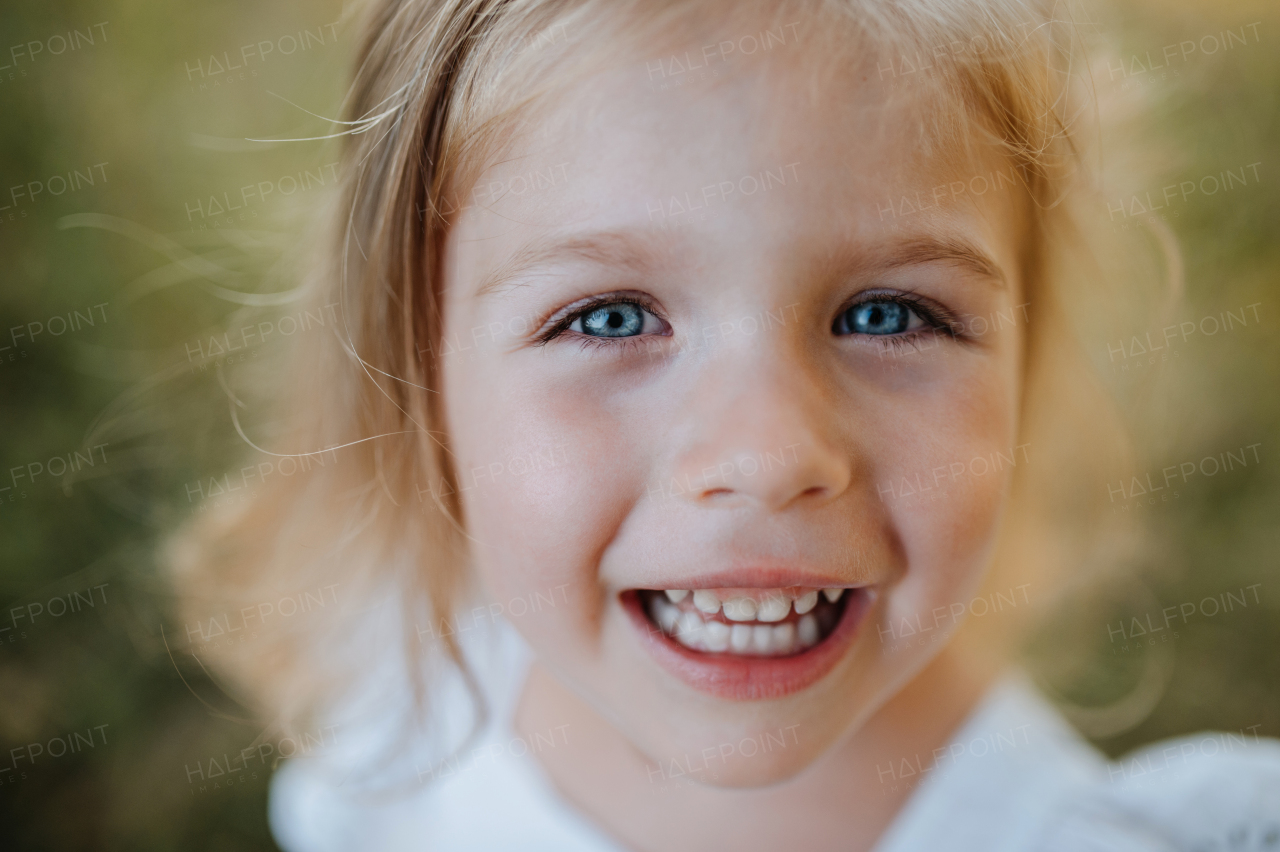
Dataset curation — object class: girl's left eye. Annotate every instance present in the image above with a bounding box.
[568,302,658,338]
[833,299,926,336]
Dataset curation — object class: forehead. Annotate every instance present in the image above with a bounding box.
[443,13,1023,290]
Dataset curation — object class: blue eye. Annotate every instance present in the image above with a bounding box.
[834,300,922,336]
[572,302,648,337]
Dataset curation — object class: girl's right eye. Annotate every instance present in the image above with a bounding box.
[567,301,661,338]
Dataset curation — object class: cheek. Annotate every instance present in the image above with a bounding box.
[443,364,643,642]
[873,360,1019,625]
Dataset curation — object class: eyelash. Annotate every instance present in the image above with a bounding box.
[839,291,962,353]
[534,290,962,352]
[534,293,669,351]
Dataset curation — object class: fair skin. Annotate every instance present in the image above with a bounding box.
[439,19,1027,852]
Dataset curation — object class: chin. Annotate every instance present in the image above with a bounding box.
[601,584,898,790]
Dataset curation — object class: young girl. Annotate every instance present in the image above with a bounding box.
[169,0,1280,849]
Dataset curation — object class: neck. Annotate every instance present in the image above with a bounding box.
[514,634,999,852]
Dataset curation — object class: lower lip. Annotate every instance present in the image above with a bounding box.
[621,589,871,701]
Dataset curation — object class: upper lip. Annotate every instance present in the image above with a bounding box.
[624,566,875,590]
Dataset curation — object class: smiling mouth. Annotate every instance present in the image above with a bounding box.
[638,587,851,657]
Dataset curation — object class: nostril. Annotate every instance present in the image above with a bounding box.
[800,486,827,499]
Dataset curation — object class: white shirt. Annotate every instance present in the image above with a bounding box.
[270,621,1280,851]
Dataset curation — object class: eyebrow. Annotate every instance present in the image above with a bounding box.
[473,229,1007,299]
[474,230,675,300]
[868,235,1007,288]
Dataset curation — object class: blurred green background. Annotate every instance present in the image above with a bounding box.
[0,0,1277,848]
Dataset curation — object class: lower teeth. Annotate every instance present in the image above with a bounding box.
[646,593,836,656]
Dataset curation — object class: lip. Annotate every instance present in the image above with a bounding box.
[621,585,873,701]
[636,567,872,591]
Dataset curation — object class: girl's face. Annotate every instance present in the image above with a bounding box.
[439,32,1027,785]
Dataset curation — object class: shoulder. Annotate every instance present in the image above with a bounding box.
[875,676,1280,852]
[267,619,622,852]
[269,724,622,852]
[269,758,380,852]
[1051,730,1280,850]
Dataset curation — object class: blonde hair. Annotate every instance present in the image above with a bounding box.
[166,0,1160,772]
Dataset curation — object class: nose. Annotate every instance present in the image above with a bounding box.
[668,341,852,512]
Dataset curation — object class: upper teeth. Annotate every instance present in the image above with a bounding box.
[723,597,758,621]
[794,590,819,614]
[673,587,843,620]
[692,589,721,614]
[756,596,791,622]
[649,593,824,657]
